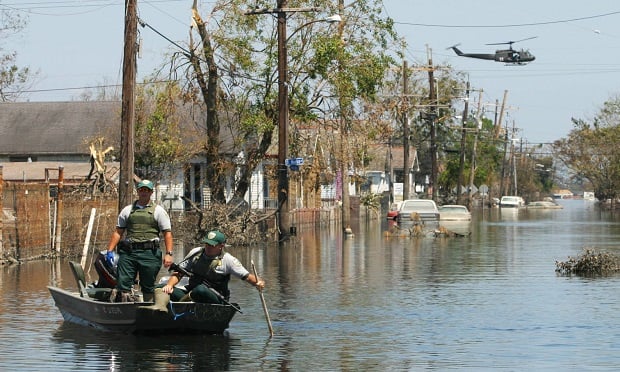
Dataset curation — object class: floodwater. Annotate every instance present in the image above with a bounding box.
[2,199,620,370]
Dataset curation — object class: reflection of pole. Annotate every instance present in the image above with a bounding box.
[276,1,290,241]
[457,81,470,204]
[119,0,137,212]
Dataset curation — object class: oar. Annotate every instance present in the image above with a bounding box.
[251,260,274,337]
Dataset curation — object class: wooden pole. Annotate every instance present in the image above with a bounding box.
[54,166,64,254]
[119,0,137,212]
[80,208,97,268]
[251,260,274,337]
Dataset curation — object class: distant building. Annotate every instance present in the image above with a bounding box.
[553,189,574,199]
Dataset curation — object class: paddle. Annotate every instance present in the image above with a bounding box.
[251,260,274,337]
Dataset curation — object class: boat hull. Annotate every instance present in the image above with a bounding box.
[48,286,237,334]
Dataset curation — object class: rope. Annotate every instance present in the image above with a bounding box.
[168,301,195,321]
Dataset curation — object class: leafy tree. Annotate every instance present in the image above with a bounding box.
[0,9,35,101]
[133,82,197,181]
[554,96,620,202]
[164,0,402,213]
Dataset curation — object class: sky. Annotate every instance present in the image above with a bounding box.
[5,1,620,144]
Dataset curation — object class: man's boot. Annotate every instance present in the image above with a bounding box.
[142,292,154,302]
[138,288,169,312]
[178,292,193,302]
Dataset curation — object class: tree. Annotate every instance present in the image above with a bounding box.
[554,96,620,202]
[133,81,197,181]
[0,9,35,101]
[166,0,402,214]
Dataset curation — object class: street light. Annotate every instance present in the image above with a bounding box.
[246,4,340,242]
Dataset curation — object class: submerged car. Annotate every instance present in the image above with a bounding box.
[438,204,472,221]
[500,196,525,208]
[395,199,440,226]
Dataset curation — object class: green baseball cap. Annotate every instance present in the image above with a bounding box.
[201,230,226,246]
[137,179,154,190]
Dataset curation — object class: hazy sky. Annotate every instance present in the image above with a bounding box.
[6,1,620,144]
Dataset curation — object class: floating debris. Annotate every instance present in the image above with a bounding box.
[555,248,620,276]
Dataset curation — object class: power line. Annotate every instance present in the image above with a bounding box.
[393,10,620,28]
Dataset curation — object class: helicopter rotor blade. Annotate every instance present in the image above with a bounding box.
[446,43,461,50]
[486,36,537,46]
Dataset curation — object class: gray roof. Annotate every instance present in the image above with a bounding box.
[0,101,120,156]
[0,161,119,182]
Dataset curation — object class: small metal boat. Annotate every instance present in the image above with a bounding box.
[48,257,238,334]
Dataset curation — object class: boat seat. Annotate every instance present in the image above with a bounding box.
[68,261,112,300]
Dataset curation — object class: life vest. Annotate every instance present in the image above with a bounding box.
[186,250,231,298]
[126,202,159,242]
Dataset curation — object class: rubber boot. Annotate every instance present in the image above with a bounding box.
[179,292,193,302]
[139,288,169,312]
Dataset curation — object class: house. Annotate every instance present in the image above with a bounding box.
[363,144,420,201]
[0,101,270,211]
[0,101,119,163]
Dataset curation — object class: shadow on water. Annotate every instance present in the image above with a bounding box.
[51,322,240,371]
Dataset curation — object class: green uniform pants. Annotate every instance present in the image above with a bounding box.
[116,248,162,294]
[168,284,224,304]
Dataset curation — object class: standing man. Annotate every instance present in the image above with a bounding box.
[105,179,174,302]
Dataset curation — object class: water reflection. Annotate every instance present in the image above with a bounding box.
[3,200,620,369]
[52,323,239,371]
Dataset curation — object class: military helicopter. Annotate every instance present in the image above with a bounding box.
[449,37,537,65]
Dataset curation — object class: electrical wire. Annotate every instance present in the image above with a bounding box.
[393,10,620,28]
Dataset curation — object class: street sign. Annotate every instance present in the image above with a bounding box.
[286,157,304,169]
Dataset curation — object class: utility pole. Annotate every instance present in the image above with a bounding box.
[456,81,470,204]
[402,60,410,200]
[499,123,509,197]
[119,0,138,212]
[427,49,438,201]
[245,2,319,241]
[494,90,508,139]
[276,0,290,241]
[467,89,483,209]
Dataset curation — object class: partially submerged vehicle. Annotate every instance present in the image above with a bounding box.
[499,196,525,208]
[526,200,563,210]
[438,204,472,221]
[395,199,440,227]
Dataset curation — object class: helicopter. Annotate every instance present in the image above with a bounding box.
[449,37,537,65]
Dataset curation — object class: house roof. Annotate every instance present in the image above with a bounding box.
[0,161,120,183]
[0,101,120,156]
[0,101,242,160]
[365,144,418,171]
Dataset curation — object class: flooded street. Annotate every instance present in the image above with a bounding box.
[2,199,620,370]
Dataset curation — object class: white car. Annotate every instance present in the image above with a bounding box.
[500,196,525,208]
[396,199,440,226]
[438,205,471,221]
